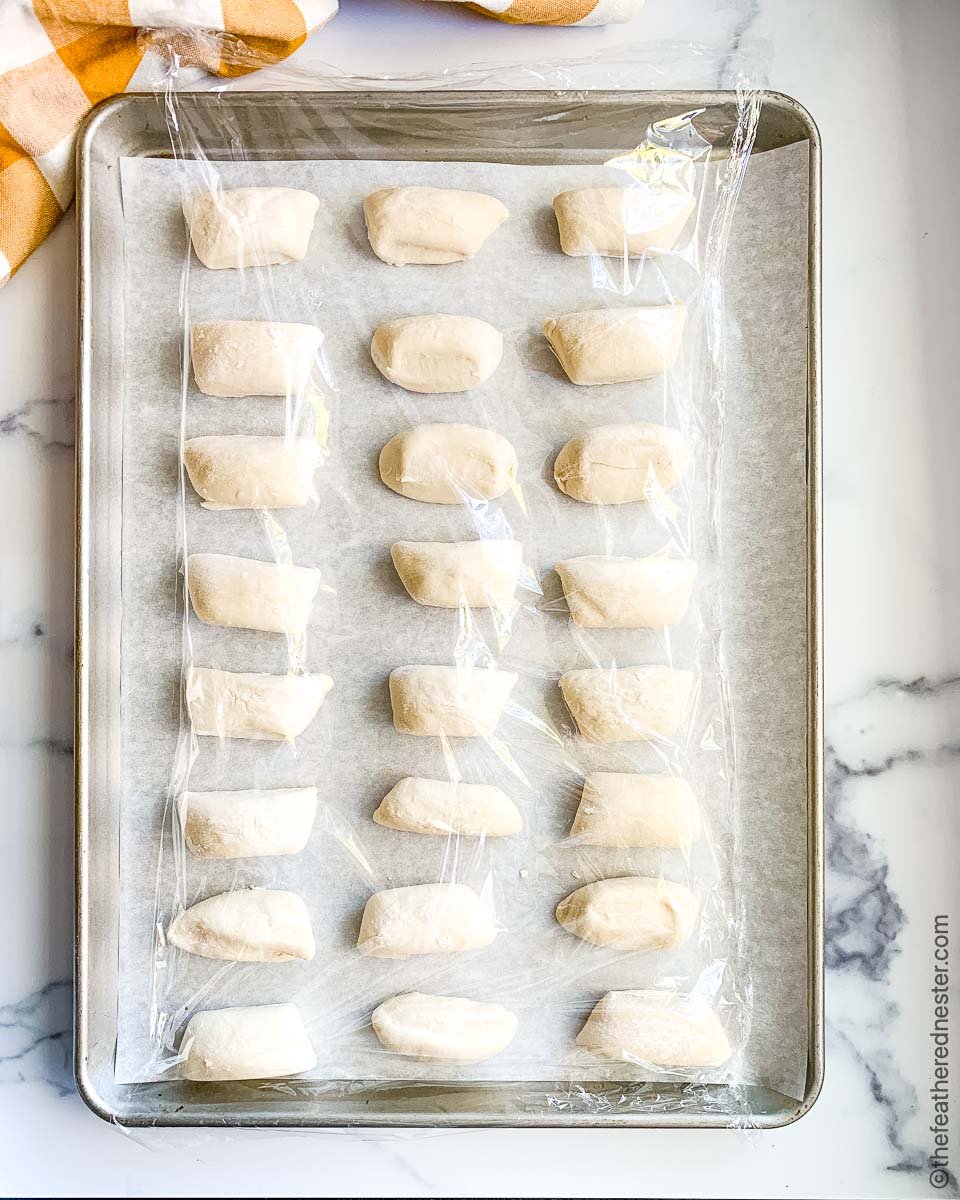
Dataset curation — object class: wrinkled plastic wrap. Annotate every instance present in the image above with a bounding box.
[106,40,813,1125]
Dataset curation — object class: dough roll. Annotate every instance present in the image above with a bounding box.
[544,305,686,386]
[183,187,320,270]
[379,423,518,505]
[186,667,333,741]
[167,888,316,962]
[180,1003,317,1081]
[191,321,322,398]
[187,553,322,636]
[577,991,731,1069]
[373,777,522,838]
[357,883,497,959]
[371,314,502,393]
[553,423,688,505]
[553,184,695,258]
[555,555,697,629]
[391,539,523,609]
[555,876,698,952]
[184,435,319,510]
[178,787,318,859]
[570,774,701,849]
[389,665,517,738]
[364,186,508,265]
[559,665,693,743]
[371,993,518,1061]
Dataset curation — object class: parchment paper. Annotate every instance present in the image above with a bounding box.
[115,141,810,1102]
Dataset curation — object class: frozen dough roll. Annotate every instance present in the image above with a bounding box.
[371,993,518,1062]
[555,555,697,629]
[180,1003,317,1082]
[187,553,322,636]
[178,787,318,859]
[571,774,700,848]
[370,314,502,393]
[559,666,694,743]
[357,883,497,959]
[167,888,316,962]
[364,187,509,266]
[373,777,522,838]
[554,423,688,505]
[555,876,698,952]
[553,185,695,258]
[191,321,322,398]
[544,305,686,386]
[389,665,517,738]
[187,667,333,741]
[379,423,518,505]
[184,435,319,510]
[577,991,731,1069]
[391,540,523,609]
[183,187,319,270]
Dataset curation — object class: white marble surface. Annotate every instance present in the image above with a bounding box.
[2,0,959,1195]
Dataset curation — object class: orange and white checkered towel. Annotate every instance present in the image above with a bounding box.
[0,0,643,286]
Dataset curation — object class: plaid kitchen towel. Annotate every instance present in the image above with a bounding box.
[0,0,337,286]
[0,0,643,286]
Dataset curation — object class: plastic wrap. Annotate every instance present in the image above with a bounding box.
[107,40,798,1124]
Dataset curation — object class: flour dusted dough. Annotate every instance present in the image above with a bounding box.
[570,774,701,848]
[389,665,517,738]
[555,876,698,951]
[184,435,318,510]
[544,305,686,386]
[363,187,508,265]
[178,787,318,859]
[184,187,320,270]
[187,554,322,636]
[187,667,333,740]
[379,424,518,505]
[553,424,689,504]
[391,540,523,609]
[167,888,316,962]
[553,185,695,258]
[180,1004,317,1081]
[371,993,518,1061]
[559,666,693,743]
[357,883,497,959]
[555,555,697,628]
[370,315,502,393]
[373,777,521,838]
[190,321,322,398]
[577,991,731,1068]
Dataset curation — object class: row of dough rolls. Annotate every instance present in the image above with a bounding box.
[174,179,726,1084]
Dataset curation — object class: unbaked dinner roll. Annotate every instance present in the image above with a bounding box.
[178,787,318,859]
[371,993,518,1061]
[555,876,698,951]
[187,554,322,636]
[577,990,731,1069]
[191,321,322,398]
[555,555,696,629]
[184,435,319,510]
[167,888,315,962]
[379,424,518,505]
[184,187,319,270]
[371,315,502,393]
[544,305,685,385]
[357,883,497,959]
[364,187,508,265]
[373,777,521,838]
[570,774,700,849]
[553,424,688,505]
[559,666,693,743]
[389,665,517,738]
[391,540,523,609]
[180,1003,317,1081]
[186,667,333,741]
[553,184,695,258]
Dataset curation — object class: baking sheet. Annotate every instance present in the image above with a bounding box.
[114,142,809,1101]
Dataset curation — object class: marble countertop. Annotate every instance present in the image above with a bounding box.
[2,1,959,1195]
